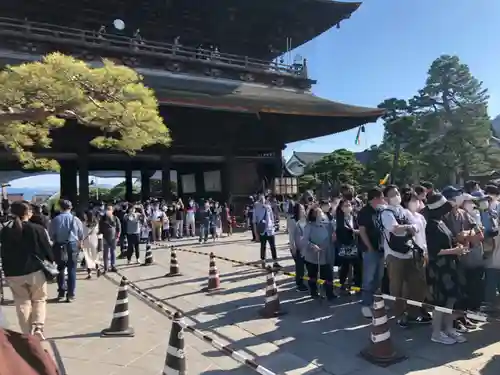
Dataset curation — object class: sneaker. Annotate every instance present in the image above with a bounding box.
[110,266,118,273]
[454,319,468,333]
[127,260,132,265]
[446,329,467,343]
[66,296,75,303]
[57,295,66,303]
[32,327,46,341]
[296,285,308,292]
[397,314,409,329]
[136,259,141,264]
[410,314,432,324]
[431,331,456,345]
[361,306,373,319]
[272,262,282,269]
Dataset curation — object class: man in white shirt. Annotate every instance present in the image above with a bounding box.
[380,185,428,328]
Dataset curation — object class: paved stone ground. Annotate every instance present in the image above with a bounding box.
[2,230,500,375]
[108,230,500,375]
[0,261,256,375]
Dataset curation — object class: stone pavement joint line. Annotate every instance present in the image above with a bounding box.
[163,245,495,323]
[105,273,277,375]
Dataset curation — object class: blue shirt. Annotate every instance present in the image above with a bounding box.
[252,202,275,236]
[49,212,84,243]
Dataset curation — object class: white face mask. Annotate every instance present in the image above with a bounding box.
[321,205,330,213]
[408,201,419,212]
[389,195,401,206]
[463,202,475,213]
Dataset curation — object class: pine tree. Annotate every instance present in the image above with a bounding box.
[410,55,492,183]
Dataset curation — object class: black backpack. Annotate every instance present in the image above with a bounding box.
[377,208,422,255]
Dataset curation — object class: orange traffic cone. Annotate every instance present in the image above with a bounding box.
[165,247,182,277]
[101,277,135,337]
[360,295,406,367]
[259,270,286,318]
[202,252,221,292]
[163,312,187,374]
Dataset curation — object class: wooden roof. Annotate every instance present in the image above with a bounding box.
[0,0,361,60]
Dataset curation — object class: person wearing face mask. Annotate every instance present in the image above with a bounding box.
[149,202,165,243]
[124,206,145,264]
[98,204,121,274]
[185,199,196,237]
[380,185,427,328]
[252,193,281,269]
[290,204,308,292]
[425,193,468,345]
[198,200,211,244]
[300,207,336,300]
[442,191,484,331]
[358,188,386,318]
[402,191,428,264]
[482,185,500,312]
[335,199,361,294]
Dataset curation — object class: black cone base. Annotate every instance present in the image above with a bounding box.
[259,308,287,318]
[141,261,154,266]
[201,286,224,293]
[101,327,135,337]
[359,348,407,367]
[165,272,182,277]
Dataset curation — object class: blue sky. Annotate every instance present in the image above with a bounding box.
[10,0,500,189]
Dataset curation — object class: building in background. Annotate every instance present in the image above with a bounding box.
[286,151,372,176]
[6,193,24,202]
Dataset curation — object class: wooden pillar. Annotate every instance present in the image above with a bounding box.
[78,152,89,210]
[161,151,172,201]
[60,161,77,204]
[140,170,151,201]
[125,168,133,202]
[223,153,235,204]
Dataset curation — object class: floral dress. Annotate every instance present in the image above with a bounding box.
[425,219,466,306]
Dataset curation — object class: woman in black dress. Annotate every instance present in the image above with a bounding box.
[425,193,468,345]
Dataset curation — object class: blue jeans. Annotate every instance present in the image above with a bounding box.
[199,223,209,242]
[56,241,78,298]
[361,251,385,306]
[484,268,500,305]
[103,238,117,270]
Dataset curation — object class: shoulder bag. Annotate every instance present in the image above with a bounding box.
[53,216,75,264]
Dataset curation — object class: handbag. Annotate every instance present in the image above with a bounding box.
[53,216,75,263]
[33,255,58,283]
[256,207,268,235]
[338,244,358,258]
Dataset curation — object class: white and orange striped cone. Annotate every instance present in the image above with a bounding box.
[142,244,154,266]
[360,295,406,367]
[101,277,135,337]
[163,312,187,375]
[259,271,287,318]
[202,252,222,292]
[165,247,182,277]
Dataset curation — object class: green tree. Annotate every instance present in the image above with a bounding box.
[410,55,493,183]
[305,149,365,191]
[0,53,170,170]
[297,174,320,193]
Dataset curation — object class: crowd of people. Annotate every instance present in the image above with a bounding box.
[3,179,500,346]
[251,180,500,345]
[0,196,234,340]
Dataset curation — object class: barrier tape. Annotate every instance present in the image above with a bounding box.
[103,272,277,375]
[158,245,497,323]
[160,245,360,290]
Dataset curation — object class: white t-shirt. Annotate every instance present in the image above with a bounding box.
[380,205,415,260]
[405,209,427,255]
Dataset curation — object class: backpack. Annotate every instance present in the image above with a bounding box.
[377,208,422,255]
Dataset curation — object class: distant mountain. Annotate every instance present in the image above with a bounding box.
[5,183,115,201]
[493,115,500,137]
[5,187,57,201]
